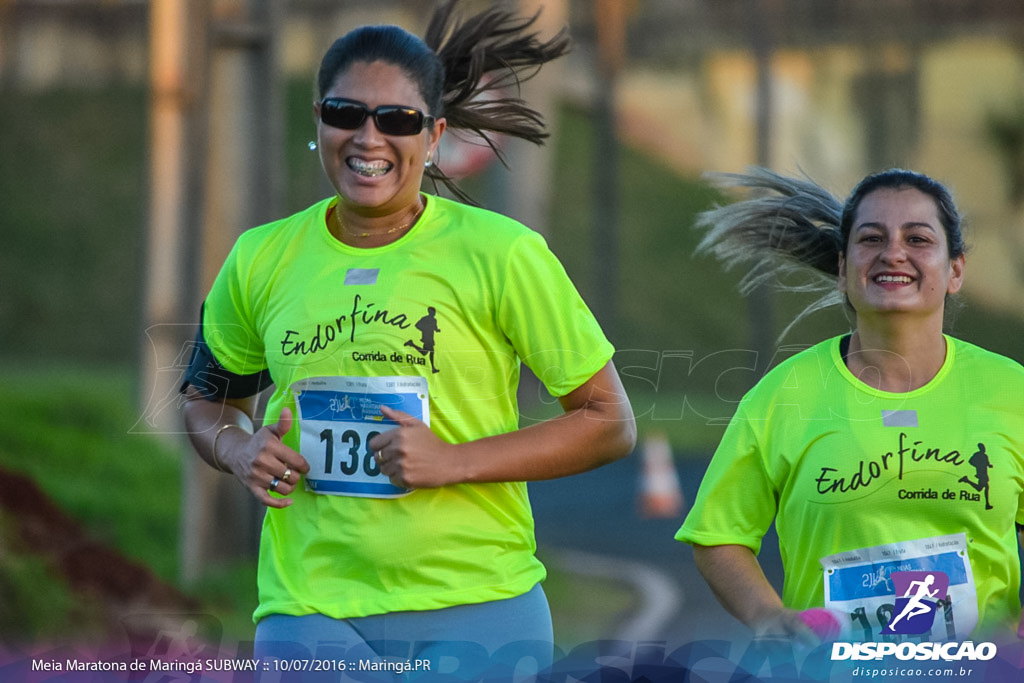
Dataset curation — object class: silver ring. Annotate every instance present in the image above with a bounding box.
[282,467,292,483]
[269,476,281,491]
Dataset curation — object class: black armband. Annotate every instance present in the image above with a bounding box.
[179,306,272,399]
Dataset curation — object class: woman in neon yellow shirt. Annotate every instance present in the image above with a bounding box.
[180,0,635,674]
[677,167,1024,644]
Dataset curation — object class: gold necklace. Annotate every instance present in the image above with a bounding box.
[334,204,421,239]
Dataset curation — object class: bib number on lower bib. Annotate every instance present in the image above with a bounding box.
[820,533,977,642]
[292,376,429,498]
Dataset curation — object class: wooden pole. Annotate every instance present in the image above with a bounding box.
[176,0,284,584]
[138,0,203,442]
[590,0,627,336]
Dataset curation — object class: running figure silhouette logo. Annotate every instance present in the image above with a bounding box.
[959,442,994,510]
[405,306,441,374]
[882,571,950,635]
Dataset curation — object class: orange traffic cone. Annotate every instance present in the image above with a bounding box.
[637,432,684,518]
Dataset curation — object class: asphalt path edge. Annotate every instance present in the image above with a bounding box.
[548,548,683,642]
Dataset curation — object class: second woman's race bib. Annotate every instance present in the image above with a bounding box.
[820,533,978,642]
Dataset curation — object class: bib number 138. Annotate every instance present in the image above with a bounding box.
[291,376,430,499]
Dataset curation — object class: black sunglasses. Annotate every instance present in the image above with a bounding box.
[319,98,435,136]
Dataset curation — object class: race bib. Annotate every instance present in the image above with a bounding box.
[291,376,430,498]
[821,533,978,642]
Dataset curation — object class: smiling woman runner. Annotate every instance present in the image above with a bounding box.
[179,0,635,675]
[675,167,1024,645]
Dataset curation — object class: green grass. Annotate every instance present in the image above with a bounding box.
[0,364,183,581]
[187,560,261,639]
[0,514,91,643]
[0,364,183,642]
[0,364,265,643]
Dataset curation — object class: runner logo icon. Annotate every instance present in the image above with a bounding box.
[882,571,949,635]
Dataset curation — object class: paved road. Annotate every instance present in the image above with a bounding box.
[529,448,784,648]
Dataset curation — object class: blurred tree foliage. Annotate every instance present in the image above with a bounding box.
[0,85,148,365]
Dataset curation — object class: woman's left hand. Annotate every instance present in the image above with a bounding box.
[369,406,462,489]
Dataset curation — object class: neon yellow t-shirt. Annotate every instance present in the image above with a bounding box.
[201,194,613,621]
[676,335,1024,638]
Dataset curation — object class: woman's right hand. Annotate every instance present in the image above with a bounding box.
[218,408,309,508]
[750,607,820,647]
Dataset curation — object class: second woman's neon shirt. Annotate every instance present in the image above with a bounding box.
[677,336,1024,639]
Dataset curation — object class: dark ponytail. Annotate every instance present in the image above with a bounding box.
[422,0,571,202]
[695,167,846,337]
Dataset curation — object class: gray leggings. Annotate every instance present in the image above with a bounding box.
[254,583,552,682]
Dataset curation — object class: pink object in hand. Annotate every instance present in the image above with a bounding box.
[799,608,843,641]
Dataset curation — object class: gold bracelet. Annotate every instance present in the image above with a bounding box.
[212,423,248,472]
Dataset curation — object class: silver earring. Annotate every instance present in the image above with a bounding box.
[424,155,433,168]
[307,141,317,151]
